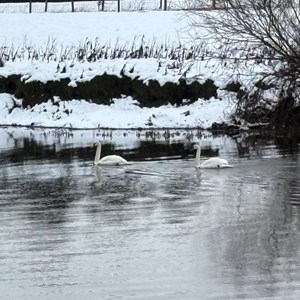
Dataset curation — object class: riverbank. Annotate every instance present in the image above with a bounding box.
[0,9,287,131]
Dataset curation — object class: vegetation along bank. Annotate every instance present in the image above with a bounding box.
[1,2,300,133]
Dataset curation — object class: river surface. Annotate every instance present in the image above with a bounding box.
[0,129,299,300]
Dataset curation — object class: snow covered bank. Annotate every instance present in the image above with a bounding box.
[0,93,235,129]
[0,10,272,130]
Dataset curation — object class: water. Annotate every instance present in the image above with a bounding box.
[0,129,299,300]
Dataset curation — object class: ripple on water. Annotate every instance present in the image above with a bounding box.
[0,155,300,299]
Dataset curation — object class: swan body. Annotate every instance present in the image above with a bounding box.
[193,144,233,169]
[94,142,129,165]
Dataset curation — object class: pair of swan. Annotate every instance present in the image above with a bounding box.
[93,141,233,168]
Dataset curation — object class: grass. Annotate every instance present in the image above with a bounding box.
[0,36,206,64]
[0,34,276,68]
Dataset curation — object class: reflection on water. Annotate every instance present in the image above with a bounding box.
[0,131,299,300]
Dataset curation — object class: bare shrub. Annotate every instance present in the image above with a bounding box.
[185,0,300,126]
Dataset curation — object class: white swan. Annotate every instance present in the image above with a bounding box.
[193,144,233,169]
[93,141,129,165]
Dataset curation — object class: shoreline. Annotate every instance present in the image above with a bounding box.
[0,10,298,132]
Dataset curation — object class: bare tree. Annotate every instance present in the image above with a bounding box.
[186,0,300,127]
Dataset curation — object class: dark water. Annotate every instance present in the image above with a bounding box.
[0,129,299,300]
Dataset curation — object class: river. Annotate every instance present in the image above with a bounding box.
[0,128,299,299]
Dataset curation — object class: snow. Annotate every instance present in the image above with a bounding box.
[0,10,186,48]
[0,94,234,129]
[0,5,267,130]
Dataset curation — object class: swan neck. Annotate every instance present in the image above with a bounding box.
[95,143,101,164]
[196,146,201,166]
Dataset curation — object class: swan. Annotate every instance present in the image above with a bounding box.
[193,144,233,169]
[93,141,129,165]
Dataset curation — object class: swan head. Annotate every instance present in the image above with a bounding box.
[193,144,201,150]
[92,141,101,147]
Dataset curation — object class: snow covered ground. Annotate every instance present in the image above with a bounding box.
[0,93,234,129]
[0,4,268,130]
